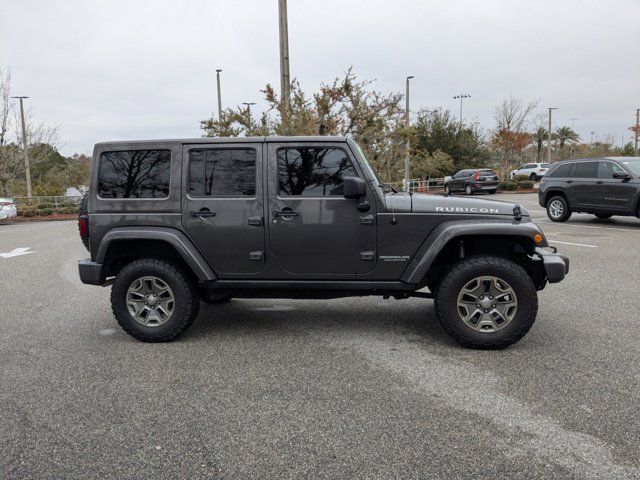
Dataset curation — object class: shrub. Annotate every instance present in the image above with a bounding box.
[518,180,534,189]
[36,202,54,209]
[513,174,530,182]
[35,208,54,216]
[62,206,77,214]
[499,180,518,191]
[20,210,34,217]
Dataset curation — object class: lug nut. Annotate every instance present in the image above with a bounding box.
[484,309,489,313]
[492,304,496,308]
[480,295,484,300]
[476,304,481,308]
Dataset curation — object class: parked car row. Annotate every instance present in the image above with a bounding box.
[0,198,17,220]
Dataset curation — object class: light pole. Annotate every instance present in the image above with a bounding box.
[278,0,290,108]
[216,69,223,121]
[242,102,256,116]
[547,107,558,163]
[404,76,414,192]
[11,96,31,197]
[569,117,577,130]
[453,94,471,129]
[634,109,639,157]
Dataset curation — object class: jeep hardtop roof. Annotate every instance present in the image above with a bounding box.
[94,136,349,148]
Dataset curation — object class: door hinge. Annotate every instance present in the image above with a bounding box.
[249,251,264,261]
[360,214,375,225]
[248,216,262,226]
[360,251,376,261]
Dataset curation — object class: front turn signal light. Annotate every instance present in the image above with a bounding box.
[534,233,544,245]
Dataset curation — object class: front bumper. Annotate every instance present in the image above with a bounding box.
[78,259,105,285]
[534,247,569,283]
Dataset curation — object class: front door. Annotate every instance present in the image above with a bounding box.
[267,142,376,277]
[182,143,265,275]
[595,161,636,212]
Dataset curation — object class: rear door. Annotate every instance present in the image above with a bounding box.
[569,161,598,208]
[266,141,376,276]
[181,143,266,275]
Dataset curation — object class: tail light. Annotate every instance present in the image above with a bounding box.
[538,169,546,172]
[78,215,89,237]
[0,201,12,207]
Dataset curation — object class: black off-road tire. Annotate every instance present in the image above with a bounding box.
[111,258,200,342]
[546,195,572,222]
[78,192,89,251]
[434,255,538,349]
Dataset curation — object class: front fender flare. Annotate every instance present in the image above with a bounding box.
[400,219,544,284]
[96,227,216,281]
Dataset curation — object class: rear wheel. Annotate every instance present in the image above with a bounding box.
[594,213,612,219]
[434,255,538,349]
[529,173,538,181]
[111,258,200,342]
[465,184,473,195]
[546,195,571,222]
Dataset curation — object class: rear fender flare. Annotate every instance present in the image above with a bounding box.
[96,227,216,281]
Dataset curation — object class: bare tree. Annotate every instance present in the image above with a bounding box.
[493,96,538,133]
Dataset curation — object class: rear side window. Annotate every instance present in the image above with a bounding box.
[548,163,573,178]
[573,162,597,178]
[277,147,357,196]
[189,148,256,197]
[98,150,171,198]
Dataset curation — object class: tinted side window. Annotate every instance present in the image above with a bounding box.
[597,162,625,179]
[573,162,597,178]
[548,163,573,178]
[98,150,171,198]
[189,148,256,197]
[277,147,357,196]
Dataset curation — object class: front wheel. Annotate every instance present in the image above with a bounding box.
[111,258,200,342]
[465,184,473,195]
[546,196,572,222]
[530,173,538,181]
[443,183,450,194]
[488,189,497,195]
[434,255,538,349]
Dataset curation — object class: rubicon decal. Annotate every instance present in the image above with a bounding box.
[435,207,500,214]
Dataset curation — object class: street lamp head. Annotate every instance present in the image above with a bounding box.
[242,102,256,106]
[453,94,471,99]
[406,76,415,81]
[11,96,29,100]
[548,107,558,110]
[216,69,222,73]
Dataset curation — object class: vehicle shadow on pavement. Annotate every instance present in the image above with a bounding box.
[183,298,456,347]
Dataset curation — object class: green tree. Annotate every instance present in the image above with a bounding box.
[411,149,454,180]
[555,126,580,153]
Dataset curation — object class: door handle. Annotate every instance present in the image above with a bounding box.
[272,209,299,218]
[595,180,604,184]
[565,180,573,184]
[190,208,216,218]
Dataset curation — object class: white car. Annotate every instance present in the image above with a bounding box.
[0,198,17,220]
[510,162,551,181]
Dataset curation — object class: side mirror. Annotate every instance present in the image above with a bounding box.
[343,176,366,199]
[613,171,631,180]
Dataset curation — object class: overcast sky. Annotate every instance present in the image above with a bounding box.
[2,0,639,156]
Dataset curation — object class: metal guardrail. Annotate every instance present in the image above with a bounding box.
[13,195,83,207]
[386,178,446,192]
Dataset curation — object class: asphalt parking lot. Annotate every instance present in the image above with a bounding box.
[1,192,639,479]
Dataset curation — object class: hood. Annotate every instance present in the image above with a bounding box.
[385,192,529,217]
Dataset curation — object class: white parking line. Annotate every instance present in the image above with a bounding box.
[535,220,639,233]
[546,238,597,248]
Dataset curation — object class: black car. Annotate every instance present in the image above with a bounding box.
[444,168,499,195]
[538,157,640,222]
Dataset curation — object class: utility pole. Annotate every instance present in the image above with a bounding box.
[404,76,414,192]
[453,94,471,129]
[242,102,256,116]
[12,96,31,197]
[569,117,577,130]
[635,109,639,157]
[278,0,291,108]
[547,107,558,163]
[216,69,223,121]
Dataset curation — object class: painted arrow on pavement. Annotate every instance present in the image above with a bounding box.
[0,247,34,258]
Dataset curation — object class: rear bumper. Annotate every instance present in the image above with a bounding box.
[473,184,499,191]
[78,259,105,285]
[534,247,569,283]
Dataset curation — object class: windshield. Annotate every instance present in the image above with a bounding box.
[352,142,382,187]
[620,159,640,176]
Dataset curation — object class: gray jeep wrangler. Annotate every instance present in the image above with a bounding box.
[78,136,569,348]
